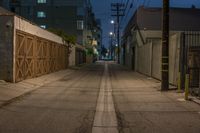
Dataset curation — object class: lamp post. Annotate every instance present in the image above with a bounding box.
[109,32,114,60]
[110,20,116,61]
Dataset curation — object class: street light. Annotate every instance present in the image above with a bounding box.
[110,20,117,61]
[109,32,113,36]
[111,20,115,24]
[109,32,114,60]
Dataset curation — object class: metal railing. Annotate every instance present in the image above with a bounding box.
[179,32,200,99]
[189,67,200,97]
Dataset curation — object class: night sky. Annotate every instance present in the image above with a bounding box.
[91,0,200,48]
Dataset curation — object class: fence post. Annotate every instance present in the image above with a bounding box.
[179,33,186,91]
[185,73,189,100]
[177,72,181,92]
[199,68,200,97]
[184,32,190,100]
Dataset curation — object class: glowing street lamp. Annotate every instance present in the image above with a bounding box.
[111,20,115,24]
[109,32,113,36]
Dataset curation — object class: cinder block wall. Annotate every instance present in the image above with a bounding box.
[0,16,14,82]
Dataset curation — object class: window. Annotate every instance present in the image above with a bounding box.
[10,7,16,12]
[37,0,46,3]
[40,25,46,29]
[37,11,46,18]
[77,20,84,30]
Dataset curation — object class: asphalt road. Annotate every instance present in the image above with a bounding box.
[0,61,200,133]
[109,63,200,133]
[0,63,104,133]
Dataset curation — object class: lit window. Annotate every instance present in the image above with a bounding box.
[40,25,46,29]
[77,20,84,30]
[37,0,46,3]
[37,11,46,18]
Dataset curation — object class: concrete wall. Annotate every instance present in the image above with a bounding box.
[0,15,14,81]
[125,53,132,69]
[136,42,152,76]
[125,43,132,69]
[137,7,200,31]
[151,39,162,79]
[69,46,76,66]
[125,30,181,85]
[14,16,63,44]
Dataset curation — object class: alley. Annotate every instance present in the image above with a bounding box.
[0,63,104,133]
[0,62,200,133]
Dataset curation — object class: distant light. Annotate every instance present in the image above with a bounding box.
[115,44,118,47]
[37,11,46,18]
[109,32,113,36]
[111,20,115,24]
[40,25,46,29]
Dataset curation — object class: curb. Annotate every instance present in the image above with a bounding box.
[190,97,200,105]
[0,88,36,108]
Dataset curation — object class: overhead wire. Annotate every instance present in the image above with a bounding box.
[119,0,139,28]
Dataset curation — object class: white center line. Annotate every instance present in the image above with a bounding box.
[92,63,118,133]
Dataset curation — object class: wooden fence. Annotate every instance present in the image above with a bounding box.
[15,30,68,82]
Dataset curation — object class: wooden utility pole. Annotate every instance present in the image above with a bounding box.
[161,0,169,91]
[111,3,125,64]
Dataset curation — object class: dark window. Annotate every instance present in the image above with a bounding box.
[11,7,16,12]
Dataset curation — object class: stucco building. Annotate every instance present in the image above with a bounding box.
[122,6,200,87]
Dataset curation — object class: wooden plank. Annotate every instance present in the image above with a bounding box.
[15,30,68,82]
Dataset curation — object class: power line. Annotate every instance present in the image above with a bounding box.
[119,0,130,24]
[120,0,138,28]
[111,3,125,63]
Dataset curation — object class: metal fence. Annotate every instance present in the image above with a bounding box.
[189,68,200,97]
[180,31,200,97]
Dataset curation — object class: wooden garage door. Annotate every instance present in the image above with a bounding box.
[15,31,35,82]
[15,30,68,82]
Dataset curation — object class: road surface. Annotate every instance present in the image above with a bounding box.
[0,61,200,133]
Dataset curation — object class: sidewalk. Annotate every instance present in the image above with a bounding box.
[0,69,75,107]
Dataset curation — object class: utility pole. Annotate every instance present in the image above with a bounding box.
[111,3,125,64]
[161,0,169,91]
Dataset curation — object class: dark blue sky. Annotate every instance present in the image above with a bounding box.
[91,0,200,48]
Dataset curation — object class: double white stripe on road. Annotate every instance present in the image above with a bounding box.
[92,63,118,133]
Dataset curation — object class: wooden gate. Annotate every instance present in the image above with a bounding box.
[15,30,68,82]
[15,31,35,82]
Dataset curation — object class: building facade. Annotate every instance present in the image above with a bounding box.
[122,6,200,87]
[0,0,93,45]
[0,0,102,65]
